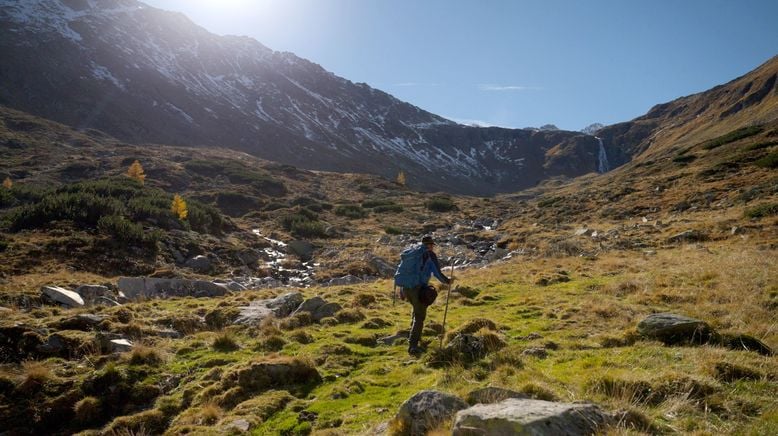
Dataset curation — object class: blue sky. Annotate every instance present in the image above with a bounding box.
[143,0,778,131]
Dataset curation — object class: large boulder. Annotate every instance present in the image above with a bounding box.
[367,254,395,278]
[453,398,611,435]
[75,285,112,305]
[54,314,105,331]
[117,277,229,300]
[235,292,304,325]
[292,296,343,322]
[185,255,212,272]
[637,313,715,345]
[394,390,469,435]
[41,286,84,308]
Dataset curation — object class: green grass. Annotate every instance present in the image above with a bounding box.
[755,151,778,169]
[744,203,778,218]
[701,126,764,150]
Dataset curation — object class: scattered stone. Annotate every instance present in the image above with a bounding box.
[327,275,362,286]
[667,230,708,244]
[235,292,304,325]
[36,334,67,355]
[110,338,133,352]
[452,398,611,436]
[228,418,251,433]
[367,254,395,277]
[466,387,528,405]
[54,314,105,331]
[185,255,212,272]
[41,286,84,308]
[637,313,715,345]
[446,334,486,361]
[394,390,469,436]
[75,284,112,304]
[521,347,549,359]
[95,296,122,307]
[719,333,773,356]
[117,277,229,300]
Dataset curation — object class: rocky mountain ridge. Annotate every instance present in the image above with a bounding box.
[0,0,621,195]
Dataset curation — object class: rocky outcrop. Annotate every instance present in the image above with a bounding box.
[466,387,528,405]
[637,313,715,345]
[117,277,229,300]
[291,296,343,322]
[41,286,84,308]
[235,292,304,325]
[453,398,611,435]
[394,390,469,435]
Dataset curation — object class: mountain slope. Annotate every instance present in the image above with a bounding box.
[0,0,616,195]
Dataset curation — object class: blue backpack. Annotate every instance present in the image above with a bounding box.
[394,244,427,288]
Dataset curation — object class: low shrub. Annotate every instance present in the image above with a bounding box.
[374,204,404,213]
[425,196,456,212]
[755,151,778,168]
[384,226,404,235]
[212,333,240,352]
[702,126,764,150]
[334,204,368,219]
[745,203,778,218]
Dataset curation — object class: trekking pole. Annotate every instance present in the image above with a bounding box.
[440,257,454,349]
[392,284,396,307]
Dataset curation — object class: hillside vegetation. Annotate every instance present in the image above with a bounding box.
[0,100,776,435]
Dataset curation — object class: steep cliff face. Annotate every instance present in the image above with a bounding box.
[0,0,610,195]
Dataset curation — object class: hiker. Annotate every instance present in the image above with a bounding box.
[394,235,453,355]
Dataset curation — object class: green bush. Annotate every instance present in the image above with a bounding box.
[384,226,404,235]
[425,196,456,212]
[362,199,396,208]
[335,204,368,219]
[745,203,778,219]
[98,215,145,242]
[373,204,403,213]
[184,159,286,196]
[702,126,764,150]
[290,220,328,238]
[10,191,124,231]
[755,152,778,169]
[746,141,778,151]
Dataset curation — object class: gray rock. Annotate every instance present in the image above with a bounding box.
[227,281,247,292]
[453,398,610,435]
[395,390,469,436]
[185,255,212,272]
[117,277,229,300]
[235,292,304,325]
[327,275,362,286]
[367,255,396,278]
[293,296,327,316]
[55,314,105,331]
[36,334,67,355]
[41,286,84,308]
[312,302,342,322]
[637,313,715,345]
[466,387,529,405]
[75,284,111,305]
[95,296,122,307]
[667,230,708,244]
[446,334,486,361]
[287,240,315,260]
[227,418,251,433]
[521,347,548,359]
[110,338,133,352]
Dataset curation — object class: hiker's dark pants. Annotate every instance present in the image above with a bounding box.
[405,286,427,348]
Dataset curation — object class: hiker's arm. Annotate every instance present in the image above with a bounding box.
[429,253,451,284]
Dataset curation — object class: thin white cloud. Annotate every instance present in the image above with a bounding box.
[478,84,543,92]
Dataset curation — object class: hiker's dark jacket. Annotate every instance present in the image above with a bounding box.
[421,251,450,285]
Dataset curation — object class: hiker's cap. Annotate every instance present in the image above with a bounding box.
[421,235,435,245]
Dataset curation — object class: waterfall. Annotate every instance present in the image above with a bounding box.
[596,137,610,173]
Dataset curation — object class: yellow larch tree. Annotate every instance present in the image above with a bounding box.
[127,160,146,185]
[2,177,11,189]
[396,170,406,186]
[171,194,188,220]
